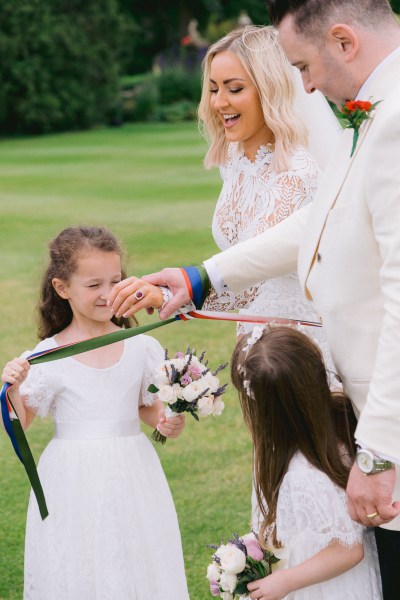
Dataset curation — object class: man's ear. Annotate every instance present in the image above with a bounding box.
[52,278,69,299]
[328,24,359,62]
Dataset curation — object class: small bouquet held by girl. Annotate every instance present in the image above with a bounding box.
[206,532,280,599]
[148,348,227,444]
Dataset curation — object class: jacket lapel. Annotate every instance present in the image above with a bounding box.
[298,52,400,293]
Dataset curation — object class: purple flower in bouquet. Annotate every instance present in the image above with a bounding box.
[148,348,228,444]
[206,532,280,599]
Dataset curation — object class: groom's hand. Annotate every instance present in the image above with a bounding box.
[347,462,400,526]
[143,268,191,319]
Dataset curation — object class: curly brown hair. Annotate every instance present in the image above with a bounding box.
[37,226,133,339]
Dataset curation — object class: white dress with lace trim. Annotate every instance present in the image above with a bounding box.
[203,143,323,337]
[276,452,382,599]
[20,335,189,600]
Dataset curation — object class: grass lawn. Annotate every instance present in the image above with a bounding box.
[0,122,253,599]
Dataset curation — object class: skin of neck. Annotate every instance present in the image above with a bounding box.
[350,25,400,93]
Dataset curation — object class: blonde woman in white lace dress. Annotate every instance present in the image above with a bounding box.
[198,26,342,531]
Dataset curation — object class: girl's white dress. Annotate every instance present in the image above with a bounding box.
[20,334,190,600]
[276,452,382,599]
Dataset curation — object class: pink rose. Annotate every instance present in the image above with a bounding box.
[180,373,192,386]
[210,580,220,596]
[174,352,185,359]
[243,538,264,562]
[188,365,202,380]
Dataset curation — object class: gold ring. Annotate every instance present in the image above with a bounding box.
[366,512,379,519]
[11,370,17,377]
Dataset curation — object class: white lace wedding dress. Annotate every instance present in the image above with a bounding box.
[203,142,324,340]
[20,335,190,600]
[276,452,382,599]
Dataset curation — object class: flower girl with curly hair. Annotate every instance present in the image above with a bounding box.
[231,325,381,600]
[1,226,189,600]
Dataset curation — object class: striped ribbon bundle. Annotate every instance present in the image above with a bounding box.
[0,310,321,520]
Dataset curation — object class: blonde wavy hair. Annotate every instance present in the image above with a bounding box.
[198,25,308,172]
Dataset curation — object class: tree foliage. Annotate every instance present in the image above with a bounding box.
[0,0,135,134]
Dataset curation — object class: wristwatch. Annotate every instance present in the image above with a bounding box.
[356,448,394,475]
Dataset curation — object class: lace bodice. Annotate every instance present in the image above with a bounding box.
[276,452,382,599]
[20,334,164,421]
[203,143,320,334]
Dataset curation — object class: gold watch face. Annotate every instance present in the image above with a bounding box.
[357,451,374,473]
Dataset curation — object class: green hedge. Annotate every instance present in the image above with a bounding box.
[120,69,201,123]
[0,0,135,134]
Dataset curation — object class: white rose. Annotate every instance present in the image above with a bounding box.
[213,397,225,416]
[220,572,237,593]
[173,383,184,399]
[157,385,177,405]
[186,354,201,367]
[170,358,186,373]
[203,371,220,393]
[197,395,214,417]
[182,381,205,402]
[215,544,246,575]
[220,592,234,600]
[155,362,172,387]
[206,561,221,582]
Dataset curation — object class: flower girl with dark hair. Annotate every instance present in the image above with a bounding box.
[231,325,381,600]
[1,226,189,600]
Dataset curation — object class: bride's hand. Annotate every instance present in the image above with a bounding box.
[108,276,164,318]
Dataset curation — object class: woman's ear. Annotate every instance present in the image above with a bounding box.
[52,278,69,299]
[328,24,359,63]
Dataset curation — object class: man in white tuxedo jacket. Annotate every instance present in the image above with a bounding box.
[109,1,400,596]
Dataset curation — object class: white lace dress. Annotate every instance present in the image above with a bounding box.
[276,452,382,599]
[20,334,190,600]
[203,143,323,339]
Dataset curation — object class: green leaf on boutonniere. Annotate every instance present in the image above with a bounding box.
[333,99,381,157]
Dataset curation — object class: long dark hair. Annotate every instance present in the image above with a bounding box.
[231,325,356,545]
[37,226,133,339]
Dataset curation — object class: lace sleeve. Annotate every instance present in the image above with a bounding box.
[139,336,165,407]
[202,284,261,312]
[20,363,58,418]
[277,459,363,551]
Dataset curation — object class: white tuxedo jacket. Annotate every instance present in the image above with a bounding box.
[213,55,400,528]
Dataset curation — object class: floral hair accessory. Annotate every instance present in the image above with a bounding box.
[241,325,265,358]
[237,326,266,400]
[335,99,381,157]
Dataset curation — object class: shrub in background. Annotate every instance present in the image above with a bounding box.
[0,0,136,134]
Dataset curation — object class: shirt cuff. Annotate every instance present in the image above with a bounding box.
[203,257,230,296]
[356,439,400,465]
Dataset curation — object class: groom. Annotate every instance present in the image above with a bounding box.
[109,1,400,596]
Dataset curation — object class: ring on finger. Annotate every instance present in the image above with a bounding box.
[366,512,379,519]
[134,289,145,301]
[11,370,17,377]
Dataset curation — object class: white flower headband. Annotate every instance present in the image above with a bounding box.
[237,325,266,398]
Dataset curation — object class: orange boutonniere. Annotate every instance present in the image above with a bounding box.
[335,99,381,157]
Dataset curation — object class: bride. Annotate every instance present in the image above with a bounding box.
[198,25,342,528]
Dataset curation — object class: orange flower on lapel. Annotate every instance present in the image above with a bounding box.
[335,99,381,157]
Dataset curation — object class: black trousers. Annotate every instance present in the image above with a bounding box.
[375,527,400,599]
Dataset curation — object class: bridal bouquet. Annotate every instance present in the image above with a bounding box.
[206,532,280,599]
[148,348,227,444]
